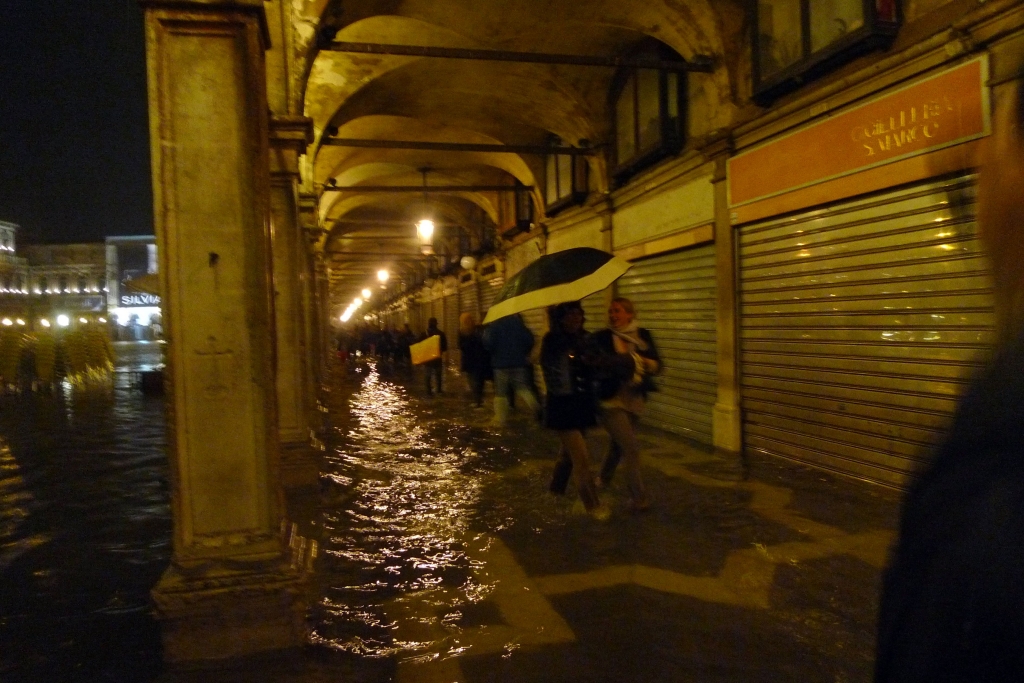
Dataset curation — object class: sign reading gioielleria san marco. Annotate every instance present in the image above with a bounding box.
[728,56,990,210]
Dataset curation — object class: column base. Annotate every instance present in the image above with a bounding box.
[152,561,305,664]
[712,401,742,453]
[280,442,321,488]
[712,401,747,480]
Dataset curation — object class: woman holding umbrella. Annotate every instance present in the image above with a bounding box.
[540,301,610,521]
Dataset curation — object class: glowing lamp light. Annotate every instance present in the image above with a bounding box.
[56,315,70,328]
[361,288,371,300]
[79,317,88,324]
[40,319,51,328]
[15,319,25,326]
[460,255,477,271]
[1,318,11,326]
[353,297,363,307]
[98,317,107,323]
[416,219,435,240]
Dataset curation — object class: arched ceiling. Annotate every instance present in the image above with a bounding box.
[293,0,747,309]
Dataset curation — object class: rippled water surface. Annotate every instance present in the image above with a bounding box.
[0,350,170,682]
[310,362,561,664]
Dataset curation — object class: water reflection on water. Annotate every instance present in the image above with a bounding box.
[312,362,523,662]
[0,369,169,681]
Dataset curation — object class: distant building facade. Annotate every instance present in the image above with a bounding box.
[22,242,108,313]
[0,223,161,338]
[105,235,161,339]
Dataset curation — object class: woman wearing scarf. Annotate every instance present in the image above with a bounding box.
[591,297,660,511]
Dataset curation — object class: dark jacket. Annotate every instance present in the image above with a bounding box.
[876,329,1024,683]
[540,329,593,398]
[458,329,490,376]
[482,314,534,369]
[589,327,660,400]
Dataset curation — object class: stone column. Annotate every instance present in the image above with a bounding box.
[314,252,331,380]
[710,147,744,457]
[298,195,323,404]
[140,0,302,661]
[270,116,319,485]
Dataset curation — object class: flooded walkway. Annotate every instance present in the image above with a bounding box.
[0,352,903,682]
[294,360,902,683]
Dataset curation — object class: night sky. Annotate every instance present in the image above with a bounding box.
[0,1,152,245]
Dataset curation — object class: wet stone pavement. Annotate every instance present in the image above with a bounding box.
[275,360,903,683]
[0,348,903,682]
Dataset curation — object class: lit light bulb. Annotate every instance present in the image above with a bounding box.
[40,319,51,328]
[353,297,362,307]
[79,317,88,324]
[1,318,11,326]
[416,219,434,240]
[361,288,371,299]
[15,319,25,326]
[57,315,70,327]
[377,269,389,284]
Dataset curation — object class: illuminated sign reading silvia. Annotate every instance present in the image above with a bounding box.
[121,293,161,307]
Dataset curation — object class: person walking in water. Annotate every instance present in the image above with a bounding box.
[458,312,490,407]
[540,301,609,521]
[421,317,447,396]
[590,297,659,511]
[482,312,540,427]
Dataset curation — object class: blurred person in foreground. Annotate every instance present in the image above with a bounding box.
[875,73,1024,682]
[458,312,490,407]
[483,312,541,427]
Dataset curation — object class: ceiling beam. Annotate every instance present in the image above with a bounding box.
[325,41,714,73]
[322,138,596,156]
[331,219,463,228]
[323,185,531,193]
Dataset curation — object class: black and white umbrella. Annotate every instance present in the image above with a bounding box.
[482,247,631,324]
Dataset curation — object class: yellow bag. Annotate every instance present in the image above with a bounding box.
[410,335,441,365]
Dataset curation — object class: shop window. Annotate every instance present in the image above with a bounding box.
[544,137,588,216]
[611,43,687,183]
[754,0,900,105]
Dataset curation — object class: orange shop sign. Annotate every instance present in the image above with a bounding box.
[728,56,989,209]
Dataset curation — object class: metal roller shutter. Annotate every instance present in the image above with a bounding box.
[479,276,503,318]
[444,290,460,366]
[460,280,479,321]
[617,245,717,445]
[581,291,607,332]
[419,301,431,334]
[738,175,994,487]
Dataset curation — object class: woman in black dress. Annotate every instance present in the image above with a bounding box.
[540,301,609,520]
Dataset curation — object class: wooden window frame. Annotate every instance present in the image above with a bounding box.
[752,0,900,105]
[610,43,688,185]
[544,139,589,216]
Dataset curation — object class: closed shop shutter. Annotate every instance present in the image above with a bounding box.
[444,289,460,366]
[429,296,440,324]
[581,291,607,332]
[419,301,431,334]
[460,279,479,321]
[479,276,504,318]
[617,244,717,445]
[738,175,994,487]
